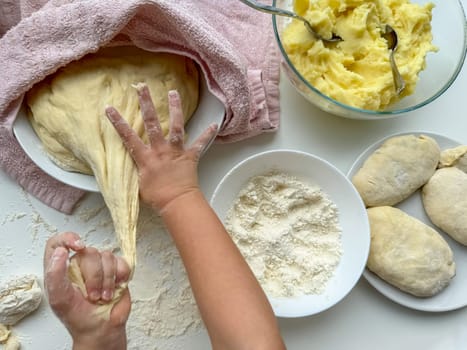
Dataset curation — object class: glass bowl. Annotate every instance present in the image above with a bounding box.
[273,0,467,119]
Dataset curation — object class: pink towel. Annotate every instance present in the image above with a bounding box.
[0,0,280,214]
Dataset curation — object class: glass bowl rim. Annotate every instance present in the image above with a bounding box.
[272,0,467,116]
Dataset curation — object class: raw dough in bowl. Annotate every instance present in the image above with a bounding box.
[26,47,200,316]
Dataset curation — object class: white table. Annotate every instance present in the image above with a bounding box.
[1,15,467,350]
[199,61,467,350]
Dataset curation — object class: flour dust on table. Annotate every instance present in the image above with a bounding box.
[0,191,203,350]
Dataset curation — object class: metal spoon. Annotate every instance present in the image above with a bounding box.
[382,24,406,95]
[238,0,342,43]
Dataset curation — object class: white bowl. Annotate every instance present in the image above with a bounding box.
[13,72,225,192]
[210,149,370,317]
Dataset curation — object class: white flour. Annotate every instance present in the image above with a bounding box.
[225,171,343,297]
[75,203,203,348]
[0,191,202,349]
[126,205,202,349]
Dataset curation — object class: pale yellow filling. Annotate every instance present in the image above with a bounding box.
[283,0,437,110]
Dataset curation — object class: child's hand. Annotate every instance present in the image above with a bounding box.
[105,85,218,212]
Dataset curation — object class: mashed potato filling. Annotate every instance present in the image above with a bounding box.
[283,0,436,110]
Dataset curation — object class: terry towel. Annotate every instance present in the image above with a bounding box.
[0,0,281,213]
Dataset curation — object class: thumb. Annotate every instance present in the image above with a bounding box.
[45,247,75,313]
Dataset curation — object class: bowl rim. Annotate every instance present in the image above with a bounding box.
[210,148,371,318]
[272,0,467,116]
[13,64,225,192]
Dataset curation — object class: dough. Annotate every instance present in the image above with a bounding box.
[366,206,455,297]
[439,145,467,173]
[0,275,42,326]
[0,275,42,349]
[0,323,10,343]
[352,134,440,207]
[422,167,467,245]
[26,47,200,317]
[3,334,20,350]
[282,0,436,110]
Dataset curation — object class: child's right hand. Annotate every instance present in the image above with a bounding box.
[105,85,218,213]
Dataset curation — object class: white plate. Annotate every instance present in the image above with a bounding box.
[13,73,225,192]
[347,131,467,312]
[210,149,370,318]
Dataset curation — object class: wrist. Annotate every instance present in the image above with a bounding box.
[72,327,127,350]
[159,188,205,216]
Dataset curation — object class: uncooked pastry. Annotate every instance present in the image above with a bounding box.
[366,206,455,297]
[26,47,200,316]
[0,323,10,343]
[3,334,20,350]
[352,134,440,207]
[0,275,42,349]
[0,275,42,326]
[422,167,467,246]
[439,145,467,173]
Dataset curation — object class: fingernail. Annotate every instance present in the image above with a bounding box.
[168,90,178,98]
[105,107,115,117]
[73,239,85,249]
[210,123,219,132]
[131,82,147,92]
[89,290,101,301]
[102,289,113,301]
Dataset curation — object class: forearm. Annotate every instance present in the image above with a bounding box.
[160,190,285,350]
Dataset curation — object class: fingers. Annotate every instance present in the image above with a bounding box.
[44,232,85,314]
[44,232,85,272]
[44,246,76,314]
[168,90,185,148]
[189,123,218,160]
[115,257,131,285]
[72,248,130,303]
[135,84,164,146]
[105,106,146,161]
[101,251,117,302]
[73,247,103,302]
[107,86,216,159]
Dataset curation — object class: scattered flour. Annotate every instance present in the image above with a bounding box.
[225,171,343,298]
[0,191,202,350]
[126,205,202,349]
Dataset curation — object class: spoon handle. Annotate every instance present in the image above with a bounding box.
[388,51,406,95]
[238,0,301,21]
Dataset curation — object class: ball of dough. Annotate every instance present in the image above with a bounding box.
[422,167,467,246]
[366,206,455,297]
[352,134,440,207]
[0,275,42,326]
[439,145,467,173]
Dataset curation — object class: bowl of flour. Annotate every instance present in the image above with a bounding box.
[210,149,370,317]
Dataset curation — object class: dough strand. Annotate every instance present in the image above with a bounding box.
[26,47,200,318]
